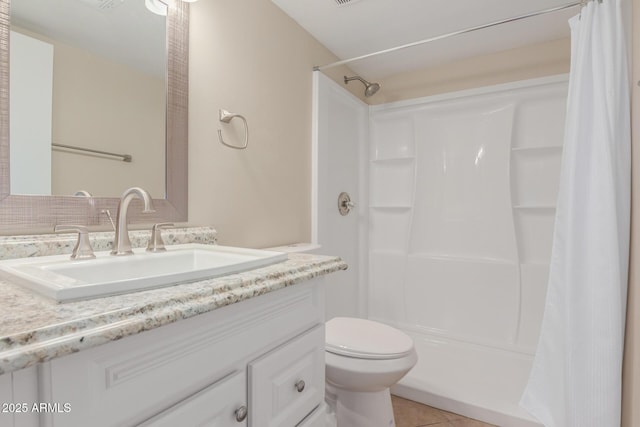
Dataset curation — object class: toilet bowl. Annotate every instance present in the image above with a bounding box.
[264,244,417,426]
[325,317,418,427]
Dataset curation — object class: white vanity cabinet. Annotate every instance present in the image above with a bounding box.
[3,278,327,427]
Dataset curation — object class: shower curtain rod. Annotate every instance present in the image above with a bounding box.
[313,2,582,72]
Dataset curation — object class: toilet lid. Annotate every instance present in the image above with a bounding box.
[325,317,414,360]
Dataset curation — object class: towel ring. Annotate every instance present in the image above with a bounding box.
[218,109,249,149]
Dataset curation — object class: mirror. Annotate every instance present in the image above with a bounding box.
[10,0,166,198]
[0,0,188,233]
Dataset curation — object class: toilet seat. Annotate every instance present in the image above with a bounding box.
[325,317,414,360]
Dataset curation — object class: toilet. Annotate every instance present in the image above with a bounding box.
[324,317,417,427]
[265,243,417,427]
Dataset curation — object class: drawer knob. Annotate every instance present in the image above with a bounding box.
[295,380,306,393]
[235,406,248,422]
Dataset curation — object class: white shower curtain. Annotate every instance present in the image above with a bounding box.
[520,1,630,426]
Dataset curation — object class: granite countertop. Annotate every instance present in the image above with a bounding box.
[0,228,347,375]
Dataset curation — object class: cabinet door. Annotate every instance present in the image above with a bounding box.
[137,371,247,427]
[0,368,39,427]
[249,325,325,427]
[0,373,13,427]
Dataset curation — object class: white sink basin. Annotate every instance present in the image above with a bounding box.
[0,244,288,302]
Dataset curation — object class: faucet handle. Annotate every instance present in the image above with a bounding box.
[146,223,174,252]
[55,225,96,260]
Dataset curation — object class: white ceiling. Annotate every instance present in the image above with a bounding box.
[11,0,166,78]
[271,0,579,79]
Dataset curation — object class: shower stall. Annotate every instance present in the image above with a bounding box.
[313,71,568,426]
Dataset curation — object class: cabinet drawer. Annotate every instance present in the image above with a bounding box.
[249,325,325,427]
[138,371,247,427]
[297,403,329,427]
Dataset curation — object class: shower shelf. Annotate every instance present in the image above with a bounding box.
[405,252,516,264]
[513,205,556,210]
[370,156,415,164]
[370,249,408,257]
[369,205,412,210]
[511,146,563,153]
[521,261,551,267]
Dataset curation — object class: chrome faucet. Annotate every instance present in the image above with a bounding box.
[111,187,155,256]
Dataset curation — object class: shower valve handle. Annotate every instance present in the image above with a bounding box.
[338,192,355,216]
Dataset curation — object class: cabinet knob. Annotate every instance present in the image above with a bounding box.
[235,405,248,422]
[295,379,306,393]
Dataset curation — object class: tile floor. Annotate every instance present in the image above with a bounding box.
[392,396,496,427]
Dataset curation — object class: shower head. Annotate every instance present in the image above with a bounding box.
[344,75,380,97]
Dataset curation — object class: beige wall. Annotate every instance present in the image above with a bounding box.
[187,0,352,247]
[50,41,166,198]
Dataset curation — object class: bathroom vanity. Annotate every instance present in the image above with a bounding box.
[0,228,347,427]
